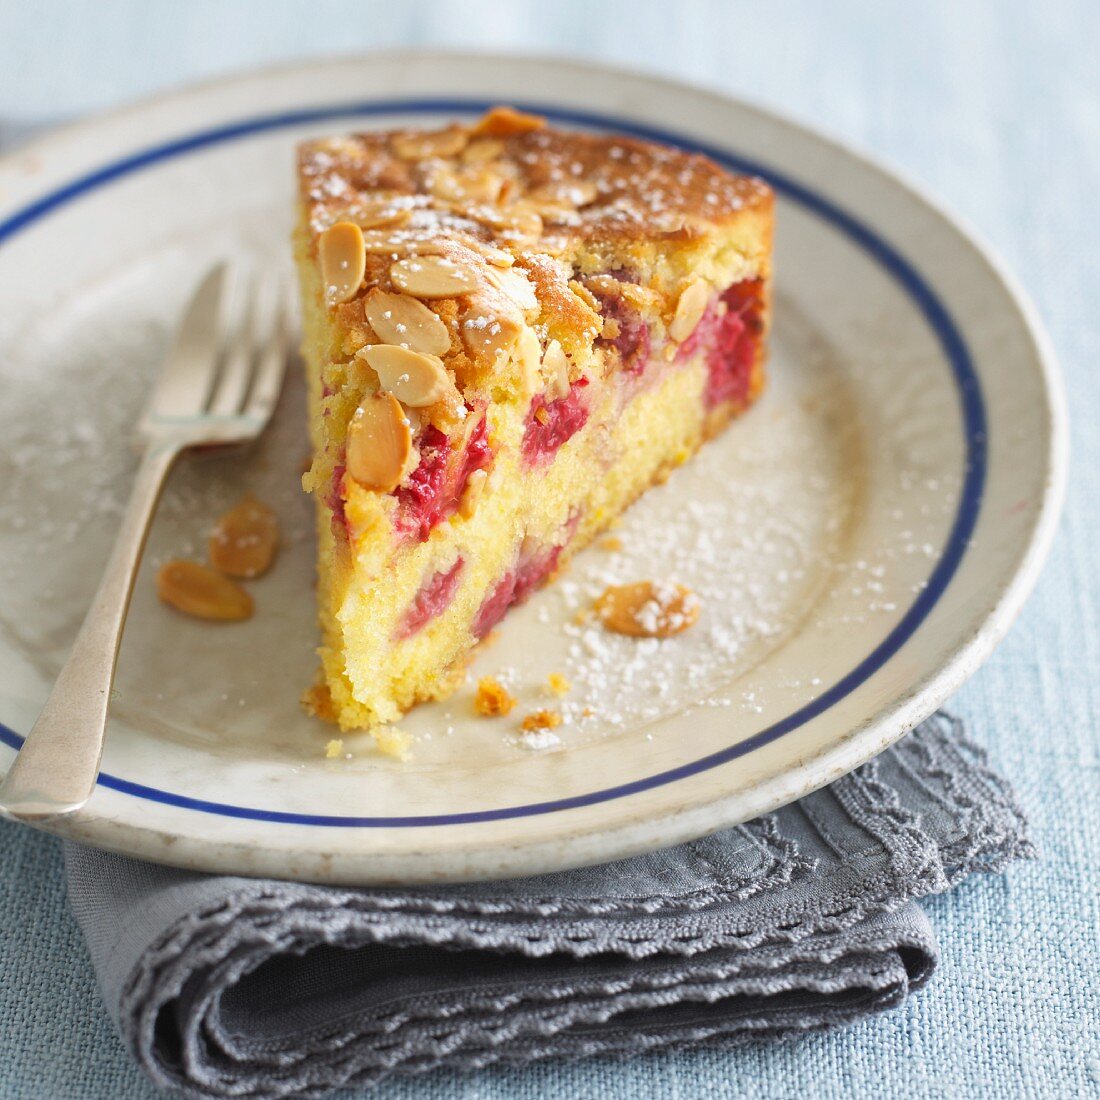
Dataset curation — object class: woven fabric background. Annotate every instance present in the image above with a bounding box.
[1,1,1097,1096]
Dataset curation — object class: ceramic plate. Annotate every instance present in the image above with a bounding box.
[0,54,1066,883]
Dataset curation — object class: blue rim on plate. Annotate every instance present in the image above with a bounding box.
[0,98,986,827]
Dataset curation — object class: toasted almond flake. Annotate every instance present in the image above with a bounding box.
[319,221,366,305]
[209,495,279,579]
[391,126,468,160]
[460,309,523,362]
[156,560,253,622]
[360,229,437,255]
[487,267,539,314]
[363,289,450,355]
[594,581,701,638]
[462,201,542,244]
[462,138,505,164]
[528,180,598,208]
[670,279,711,342]
[390,255,478,298]
[516,325,542,392]
[355,204,413,230]
[475,676,516,717]
[470,106,546,137]
[541,339,570,399]
[458,468,488,519]
[346,392,413,491]
[360,344,458,408]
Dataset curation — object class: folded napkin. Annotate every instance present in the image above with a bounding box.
[65,713,1031,1099]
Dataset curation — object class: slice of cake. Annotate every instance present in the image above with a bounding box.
[295,106,774,732]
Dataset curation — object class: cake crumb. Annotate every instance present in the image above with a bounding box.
[595,580,700,638]
[475,676,517,716]
[600,536,624,552]
[521,709,562,732]
[325,738,344,759]
[546,672,571,697]
[373,727,413,761]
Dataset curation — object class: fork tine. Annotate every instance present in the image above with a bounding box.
[207,267,257,417]
[141,262,230,425]
[244,271,291,423]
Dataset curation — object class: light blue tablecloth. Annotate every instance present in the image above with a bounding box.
[1,2,1097,1096]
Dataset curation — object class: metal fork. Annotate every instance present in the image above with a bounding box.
[0,263,290,822]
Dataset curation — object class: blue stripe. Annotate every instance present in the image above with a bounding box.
[0,97,986,827]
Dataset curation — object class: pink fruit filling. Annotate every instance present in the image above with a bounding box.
[522,378,590,465]
[595,293,651,374]
[394,415,492,542]
[395,557,465,640]
[472,516,580,639]
[678,278,764,409]
[326,461,349,539]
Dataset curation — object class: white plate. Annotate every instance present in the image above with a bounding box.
[0,54,1066,883]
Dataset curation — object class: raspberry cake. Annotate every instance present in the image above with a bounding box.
[295,107,773,732]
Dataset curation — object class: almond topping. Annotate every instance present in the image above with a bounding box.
[528,180,598,208]
[475,676,516,717]
[391,126,468,160]
[156,560,253,622]
[458,468,488,519]
[363,289,451,356]
[461,310,523,363]
[470,106,546,137]
[346,392,413,491]
[670,279,711,342]
[462,138,505,164]
[359,344,458,408]
[318,221,366,305]
[541,339,570,399]
[487,267,539,314]
[355,204,413,231]
[390,255,478,298]
[209,495,279,579]
[594,581,701,638]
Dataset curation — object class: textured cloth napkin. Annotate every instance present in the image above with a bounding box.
[64,714,1031,1099]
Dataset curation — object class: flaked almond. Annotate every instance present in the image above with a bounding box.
[541,339,570,399]
[360,229,432,255]
[346,391,413,492]
[156,560,253,622]
[466,237,516,267]
[462,202,543,245]
[669,279,711,342]
[359,344,458,408]
[594,581,700,638]
[528,180,598,208]
[363,289,450,355]
[461,309,523,363]
[428,164,505,205]
[470,106,546,137]
[319,221,366,305]
[390,255,478,298]
[458,468,488,519]
[462,138,505,164]
[391,126,468,160]
[209,495,279,579]
[487,266,539,314]
[516,324,542,393]
[354,203,413,231]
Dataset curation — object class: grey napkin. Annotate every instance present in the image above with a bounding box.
[64,714,1031,1099]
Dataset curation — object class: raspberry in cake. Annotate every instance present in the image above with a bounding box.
[295,106,773,732]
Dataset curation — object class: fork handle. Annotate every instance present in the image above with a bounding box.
[0,444,180,821]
